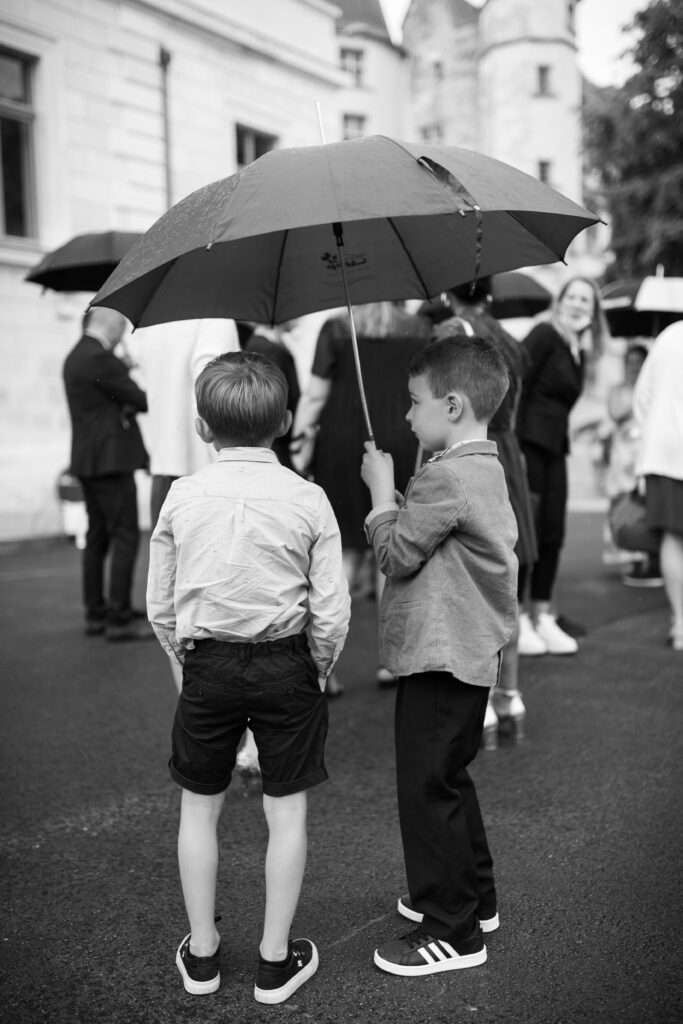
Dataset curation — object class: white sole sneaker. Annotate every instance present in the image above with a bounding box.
[254,940,319,1004]
[518,613,548,656]
[534,613,578,655]
[175,934,220,995]
[374,936,487,976]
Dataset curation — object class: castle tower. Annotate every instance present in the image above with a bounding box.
[478,0,583,204]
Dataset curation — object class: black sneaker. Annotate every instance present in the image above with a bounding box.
[397,894,499,933]
[175,933,220,995]
[254,938,318,1004]
[622,562,664,588]
[374,926,486,976]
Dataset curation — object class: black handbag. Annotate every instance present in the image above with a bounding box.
[608,490,659,554]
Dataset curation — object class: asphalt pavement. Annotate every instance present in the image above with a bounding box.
[1,511,681,1024]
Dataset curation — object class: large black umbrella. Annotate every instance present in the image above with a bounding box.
[25,230,143,292]
[601,277,683,338]
[92,135,598,437]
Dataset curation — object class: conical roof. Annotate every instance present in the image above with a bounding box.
[335,0,392,42]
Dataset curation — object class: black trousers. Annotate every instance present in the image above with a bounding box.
[150,474,178,531]
[79,473,140,623]
[395,672,495,941]
[519,442,567,602]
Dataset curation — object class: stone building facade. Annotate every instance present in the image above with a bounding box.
[0,0,406,539]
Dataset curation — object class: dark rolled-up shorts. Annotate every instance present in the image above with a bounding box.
[170,634,328,797]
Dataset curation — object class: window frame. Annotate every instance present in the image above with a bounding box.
[340,46,364,88]
[0,46,38,240]
[235,123,278,169]
[342,113,366,140]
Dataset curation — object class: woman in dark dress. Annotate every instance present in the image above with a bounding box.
[244,325,300,470]
[291,302,431,693]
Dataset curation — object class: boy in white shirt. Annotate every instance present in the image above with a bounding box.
[147,351,350,1004]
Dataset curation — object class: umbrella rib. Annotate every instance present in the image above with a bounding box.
[386,218,432,298]
[271,230,289,326]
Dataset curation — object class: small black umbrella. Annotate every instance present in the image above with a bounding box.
[25,231,143,292]
[489,270,552,319]
[601,277,683,338]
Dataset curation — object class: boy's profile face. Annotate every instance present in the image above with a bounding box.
[406,373,457,452]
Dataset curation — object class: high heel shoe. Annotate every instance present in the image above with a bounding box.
[481,701,498,751]
[493,690,526,742]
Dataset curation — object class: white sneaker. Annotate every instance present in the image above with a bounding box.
[518,612,547,656]
[481,701,498,750]
[493,690,526,719]
[534,613,578,655]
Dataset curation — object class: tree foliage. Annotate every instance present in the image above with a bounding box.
[583,0,683,277]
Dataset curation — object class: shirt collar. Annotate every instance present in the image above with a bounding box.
[428,439,497,463]
[216,446,279,464]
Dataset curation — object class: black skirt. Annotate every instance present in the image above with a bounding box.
[645,475,683,536]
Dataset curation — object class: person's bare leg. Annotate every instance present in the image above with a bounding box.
[260,791,308,961]
[499,617,520,694]
[178,788,225,954]
[660,532,683,641]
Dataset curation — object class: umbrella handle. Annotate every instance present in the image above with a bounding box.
[333,222,375,443]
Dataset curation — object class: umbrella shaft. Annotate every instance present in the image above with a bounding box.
[333,225,374,443]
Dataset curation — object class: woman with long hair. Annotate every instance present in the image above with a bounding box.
[516,276,607,656]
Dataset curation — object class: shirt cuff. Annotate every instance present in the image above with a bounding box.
[364,503,399,541]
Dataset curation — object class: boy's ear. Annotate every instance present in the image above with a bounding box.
[275,409,293,438]
[445,390,464,421]
[195,416,214,444]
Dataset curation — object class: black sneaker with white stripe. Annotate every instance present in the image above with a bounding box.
[254,938,318,1004]
[175,933,221,995]
[397,894,500,933]
[374,926,486,976]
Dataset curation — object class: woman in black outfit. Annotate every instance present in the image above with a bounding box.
[516,276,606,656]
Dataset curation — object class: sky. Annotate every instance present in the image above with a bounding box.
[378,0,645,86]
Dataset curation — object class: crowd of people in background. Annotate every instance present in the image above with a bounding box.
[61,273,683,671]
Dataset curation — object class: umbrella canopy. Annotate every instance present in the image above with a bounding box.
[26,230,143,292]
[92,136,598,327]
[489,270,552,319]
[601,276,683,337]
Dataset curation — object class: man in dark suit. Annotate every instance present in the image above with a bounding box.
[63,306,151,641]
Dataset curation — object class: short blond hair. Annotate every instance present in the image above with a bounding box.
[195,351,288,443]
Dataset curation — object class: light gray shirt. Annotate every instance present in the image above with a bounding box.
[147,447,350,681]
[365,440,518,687]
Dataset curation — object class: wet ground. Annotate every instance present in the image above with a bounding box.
[1,512,681,1024]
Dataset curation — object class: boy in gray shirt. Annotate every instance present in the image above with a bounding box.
[361,334,517,976]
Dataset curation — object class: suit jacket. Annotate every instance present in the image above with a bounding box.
[63,334,148,477]
[516,322,584,456]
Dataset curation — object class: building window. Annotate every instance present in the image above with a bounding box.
[235,124,277,168]
[343,113,366,140]
[340,47,364,87]
[420,123,443,143]
[0,47,36,238]
[536,65,552,96]
[567,1,576,34]
[538,160,551,184]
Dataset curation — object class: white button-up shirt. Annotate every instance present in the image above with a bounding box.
[147,448,350,681]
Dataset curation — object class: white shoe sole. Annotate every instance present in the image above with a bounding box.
[175,935,220,995]
[374,943,487,976]
[254,943,319,1004]
[397,897,499,933]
